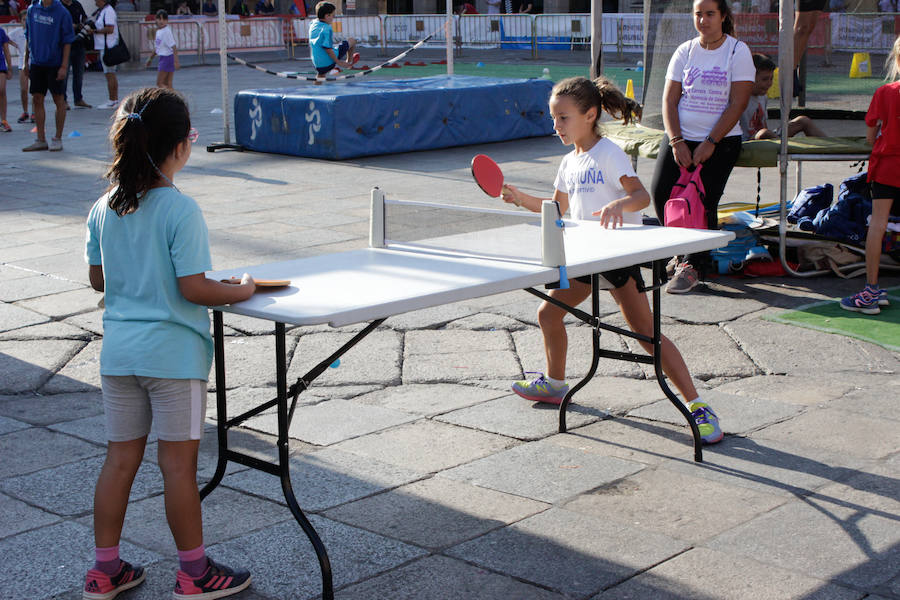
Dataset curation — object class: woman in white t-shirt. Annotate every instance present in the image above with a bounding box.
[89,0,120,109]
[500,76,724,445]
[650,0,754,294]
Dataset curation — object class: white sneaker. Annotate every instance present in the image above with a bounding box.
[328,68,340,75]
[48,137,63,151]
[97,99,119,109]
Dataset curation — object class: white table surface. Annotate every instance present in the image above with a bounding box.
[209,222,733,327]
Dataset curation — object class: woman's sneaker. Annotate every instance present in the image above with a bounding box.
[173,558,252,599]
[0,120,11,132]
[666,263,699,294]
[83,561,146,600]
[511,372,568,405]
[689,401,723,444]
[840,287,881,315]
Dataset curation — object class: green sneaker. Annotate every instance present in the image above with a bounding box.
[689,401,723,444]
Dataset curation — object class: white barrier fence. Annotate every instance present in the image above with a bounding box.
[3,11,896,65]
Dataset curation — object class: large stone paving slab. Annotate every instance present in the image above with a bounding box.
[206,515,427,600]
[211,334,297,390]
[0,427,102,479]
[246,397,419,445]
[221,445,424,512]
[402,329,521,383]
[0,392,101,427]
[350,383,507,416]
[827,384,900,422]
[0,301,51,333]
[660,434,874,499]
[725,319,900,375]
[0,414,29,435]
[383,303,478,330]
[751,407,899,459]
[0,274,84,303]
[446,507,689,598]
[616,319,758,380]
[333,419,516,473]
[0,339,85,393]
[442,438,645,503]
[41,339,102,393]
[628,388,805,435]
[435,394,607,440]
[555,417,711,465]
[0,320,93,341]
[708,467,900,590]
[1,456,164,517]
[0,521,161,600]
[444,312,530,331]
[564,466,786,544]
[595,546,864,600]
[14,287,104,319]
[324,476,550,550]
[711,374,857,406]
[289,330,401,386]
[335,554,568,600]
[0,492,61,538]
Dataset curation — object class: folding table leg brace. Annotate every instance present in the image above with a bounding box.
[200,311,385,600]
[525,261,704,463]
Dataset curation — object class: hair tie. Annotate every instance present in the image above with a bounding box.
[122,101,150,123]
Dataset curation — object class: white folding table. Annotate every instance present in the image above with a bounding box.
[202,196,734,600]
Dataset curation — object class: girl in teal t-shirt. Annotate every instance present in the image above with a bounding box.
[83,87,257,600]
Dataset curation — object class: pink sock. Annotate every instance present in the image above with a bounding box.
[94,545,122,576]
[178,545,209,578]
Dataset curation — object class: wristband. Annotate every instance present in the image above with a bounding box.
[669,135,683,144]
[705,135,718,145]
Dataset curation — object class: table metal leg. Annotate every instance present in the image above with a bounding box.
[201,313,335,600]
[650,261,703,463]
[274,322,334,600]
[557,274,601,434]
[200,310,228,499]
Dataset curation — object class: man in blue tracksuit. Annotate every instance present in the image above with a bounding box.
[23,0,74,152]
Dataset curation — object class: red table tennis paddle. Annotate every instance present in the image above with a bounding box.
[471,154,505,198]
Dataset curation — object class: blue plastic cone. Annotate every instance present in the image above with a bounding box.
[67,130,82,138]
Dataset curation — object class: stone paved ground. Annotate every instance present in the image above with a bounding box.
[0,55,898,600]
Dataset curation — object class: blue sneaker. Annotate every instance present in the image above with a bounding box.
[689,401,723,444]
[840,287,881,315]
[511,372,568,405]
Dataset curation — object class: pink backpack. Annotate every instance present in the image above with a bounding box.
[664,165,707,229]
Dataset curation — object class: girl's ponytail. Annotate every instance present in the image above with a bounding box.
[105,87,191,216]
[593,76,642,127]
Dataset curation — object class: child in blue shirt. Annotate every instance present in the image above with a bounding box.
[309,0,358,77]
[83,87,257,600]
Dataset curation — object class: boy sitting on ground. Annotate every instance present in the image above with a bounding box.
[309,1,359,82]
[740,53,826,140]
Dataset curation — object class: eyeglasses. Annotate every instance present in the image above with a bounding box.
[187,128,199,143]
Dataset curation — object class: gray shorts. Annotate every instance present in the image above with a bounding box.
[102,375,207,442]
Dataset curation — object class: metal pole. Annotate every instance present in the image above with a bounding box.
[446,1,454,75]
[591,0,602,78]
[218,0,230,143]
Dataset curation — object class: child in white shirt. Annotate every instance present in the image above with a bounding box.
[145,10,179,89]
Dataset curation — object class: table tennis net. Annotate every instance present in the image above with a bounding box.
[379,198,546,265]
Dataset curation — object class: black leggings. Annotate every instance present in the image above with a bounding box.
[651,134,742,273]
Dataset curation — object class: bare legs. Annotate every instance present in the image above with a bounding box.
[866,198,892,286]
[93,437,203,551]
[538,278,699,404]
[105,72,118,103]
[793,10,821,69]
